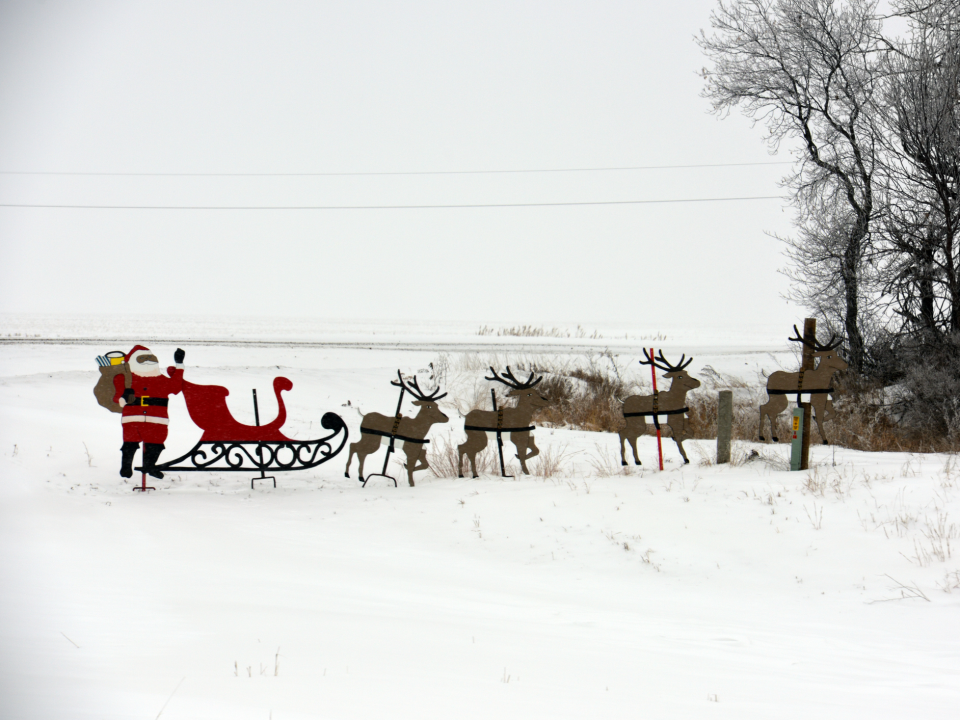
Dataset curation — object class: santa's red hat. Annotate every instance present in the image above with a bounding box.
[125,345,150,362]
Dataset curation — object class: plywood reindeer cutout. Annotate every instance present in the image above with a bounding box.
[458,367,549,478]
[619,350,701,466]
[759,326,847,444]
[345,371,448,486]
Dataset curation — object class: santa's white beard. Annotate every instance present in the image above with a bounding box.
[129,351,162,376]
[133,363,162,377]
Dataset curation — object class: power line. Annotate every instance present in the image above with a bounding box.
[0,195,782,210]
[0,161,792,178]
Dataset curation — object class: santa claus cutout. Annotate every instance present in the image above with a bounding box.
[114,345,185,478]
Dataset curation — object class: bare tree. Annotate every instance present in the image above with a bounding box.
[698,0,883,372]
[877,1,960,341]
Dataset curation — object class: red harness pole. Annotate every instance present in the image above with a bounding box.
[135,440,152,492]
[651,347,664,471]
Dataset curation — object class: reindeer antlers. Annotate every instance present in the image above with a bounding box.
[485,366,543,389]
[788,325,844,352]
[391,370,448,401]
[639,349,693,373]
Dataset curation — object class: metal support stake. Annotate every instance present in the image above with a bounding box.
[132,440,156,492]
[650,347,664,471]
[251,389,276,489]
[362,385,404,487]
[491,389,512,478]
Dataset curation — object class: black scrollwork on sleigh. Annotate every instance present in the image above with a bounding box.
[141,373,348,486]
[157,412,348,473]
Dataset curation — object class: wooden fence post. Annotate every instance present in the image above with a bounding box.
[799,318,816,470]
[717,390,733,464]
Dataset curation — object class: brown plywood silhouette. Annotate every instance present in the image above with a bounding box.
[619,350,701,465]
[759,326,847,444]
[458,367,549,478]
[345,372,448,486]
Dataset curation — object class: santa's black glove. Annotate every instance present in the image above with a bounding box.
[122,388,136,403]
[174,348,185,364]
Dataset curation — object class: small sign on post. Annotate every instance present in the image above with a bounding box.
[790,407,804,471]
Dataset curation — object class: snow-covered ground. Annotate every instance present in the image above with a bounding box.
[1,324,958,719]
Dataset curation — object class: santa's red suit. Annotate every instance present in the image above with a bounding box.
[114,345,185,478]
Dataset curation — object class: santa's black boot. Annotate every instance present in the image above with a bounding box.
[119,442,138,478]
[142,443,165,479]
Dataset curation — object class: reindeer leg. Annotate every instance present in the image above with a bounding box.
[412,446,429,473]
[821,398,838,442]
[669,422,691,464]
[464,432,485,478]
[526,434,541,460]
[407,446,431,486]
[623,420,643,465]
[459,435,482,479]
[759,400,776,441]
[630,424,642,465]
[356,450,368,483]
[622,426,641,465]
[762,396,787,442]
[813,399,830,444]
[407,456,416,487]
[400,446,419,486]
[512,433,533,475]
[344,443,357,478]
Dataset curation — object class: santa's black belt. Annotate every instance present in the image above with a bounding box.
[463,425,535,433]
[131,397,169,407]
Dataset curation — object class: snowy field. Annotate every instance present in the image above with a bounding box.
[1,320,959,719]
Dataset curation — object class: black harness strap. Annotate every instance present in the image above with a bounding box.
[359,427,430,444]
[768,371,835,402]
[767,388,833,395]
[463,425,536,433]
[623,407,689,419]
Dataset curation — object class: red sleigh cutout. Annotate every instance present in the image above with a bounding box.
[182,377,294,442]
[147,375,348,482]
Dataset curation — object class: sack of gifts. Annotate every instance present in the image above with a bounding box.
[93,351,132,414]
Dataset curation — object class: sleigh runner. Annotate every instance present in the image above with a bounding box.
[148,420,348,474]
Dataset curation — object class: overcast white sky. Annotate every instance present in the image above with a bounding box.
[0,0,804,329]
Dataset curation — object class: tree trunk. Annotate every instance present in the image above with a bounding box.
[843,228,866,373]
